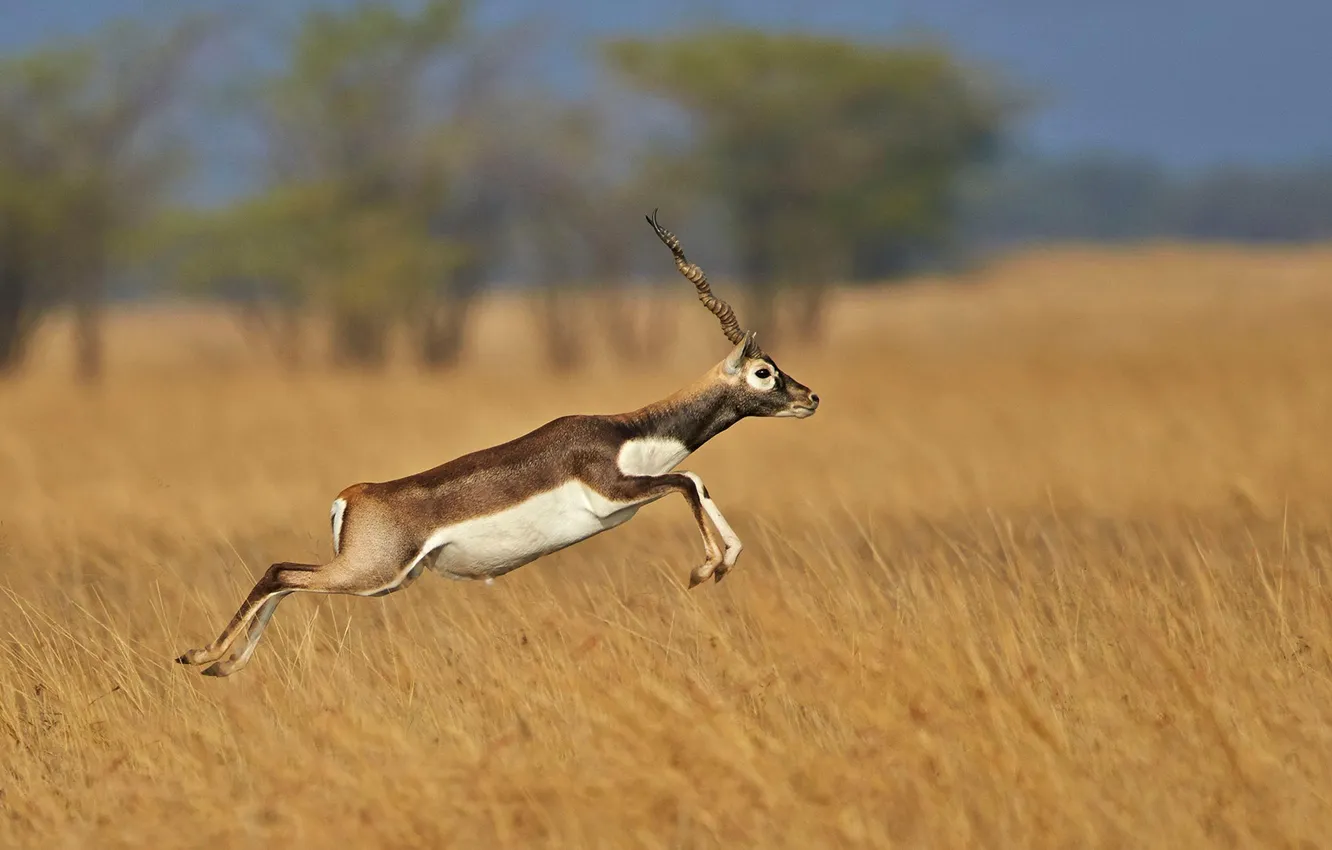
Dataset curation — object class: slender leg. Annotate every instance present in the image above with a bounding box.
[199,590,290,677]
[679,471,743,580]
[177,548,427,678]
[197,552,432,677]
[598,472,729,588]
[176,563,318,667]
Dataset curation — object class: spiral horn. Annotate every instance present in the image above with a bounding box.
[647,209,748,346]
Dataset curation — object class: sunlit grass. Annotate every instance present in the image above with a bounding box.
[3,245,1332,847]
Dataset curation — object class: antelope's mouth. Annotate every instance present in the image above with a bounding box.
[786,404,818,419]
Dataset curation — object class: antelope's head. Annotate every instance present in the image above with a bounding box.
[648,210,820,420]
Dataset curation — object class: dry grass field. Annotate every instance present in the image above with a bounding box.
[5,244,1332,848]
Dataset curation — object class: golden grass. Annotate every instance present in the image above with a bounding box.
[5,244,1332,847]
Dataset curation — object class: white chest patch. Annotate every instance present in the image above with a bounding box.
[418,480,645,580]
[617,437,691,477]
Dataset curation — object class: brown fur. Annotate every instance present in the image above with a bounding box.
[176,221,819,677]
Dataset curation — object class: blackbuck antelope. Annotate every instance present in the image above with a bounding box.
[176,211,819,677]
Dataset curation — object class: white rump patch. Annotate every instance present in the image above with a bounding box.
[617,437,691,477]
[330,497,348,554]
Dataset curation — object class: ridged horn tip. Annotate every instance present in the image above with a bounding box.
[646,209,671,245]
[646,207,748,347]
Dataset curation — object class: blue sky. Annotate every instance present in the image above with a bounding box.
[4,0,1330,171]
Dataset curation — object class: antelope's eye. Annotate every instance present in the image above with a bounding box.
[755,368,771,380]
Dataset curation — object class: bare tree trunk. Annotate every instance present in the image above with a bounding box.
[0,239,32,375]
[73,297,103,383]
[537,288,582,373]
[72,259,106,384]
[597,288,677,363]
[275,307,304,370]
[774,226,844,346]
[588,231,660,363]
[792,283,829,344]
[236,302,306,370]
[0,302,26,374]
[330,311,390,369]
[747,284,780,348]
[738,207,781,346]
[418,297,475,369]
[422,183,506,371]
[529,213,584,372]
[419,264,483,371]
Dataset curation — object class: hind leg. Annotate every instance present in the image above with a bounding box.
[177,550,426,677]
[198,555,431,677]
[198,590,290,677]
[176,563,317,668]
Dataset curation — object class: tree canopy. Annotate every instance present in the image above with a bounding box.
[0,17,206,377]
[2,6,1023,376]
[603,32,1014,337]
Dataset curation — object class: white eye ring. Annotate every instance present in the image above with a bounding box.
[746,367,776,391]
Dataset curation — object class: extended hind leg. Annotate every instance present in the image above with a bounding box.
[199,590,290,677]
[176,563,318,667]
[199,557,430,677]
[177,550,427,677]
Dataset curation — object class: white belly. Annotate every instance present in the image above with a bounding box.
[420,481,642,580]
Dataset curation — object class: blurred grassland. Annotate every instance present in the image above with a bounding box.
[4,244,1332,847]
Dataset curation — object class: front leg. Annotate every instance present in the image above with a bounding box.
[595,472,730,587]
[678,472,743,582]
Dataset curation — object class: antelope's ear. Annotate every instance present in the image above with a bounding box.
[723,331,757,375]
[742,330,761,358]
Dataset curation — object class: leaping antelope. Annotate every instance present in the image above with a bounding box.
[176,211,819,677]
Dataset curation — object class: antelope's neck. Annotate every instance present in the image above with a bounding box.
[617,380,741,452]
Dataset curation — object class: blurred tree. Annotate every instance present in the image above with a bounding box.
[603,32,1012,343]
[587,178,683,365]
[430,89,677,371]
[150,0,468,369]
[413,18,548,370]
[151,1,655,372]
[150,182,455,367]
[0,19,207,380]
[157,1,647,371]
[262,0,469,367]
[498,100,618,372]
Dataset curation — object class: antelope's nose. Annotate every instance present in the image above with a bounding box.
[810,393,820,405]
